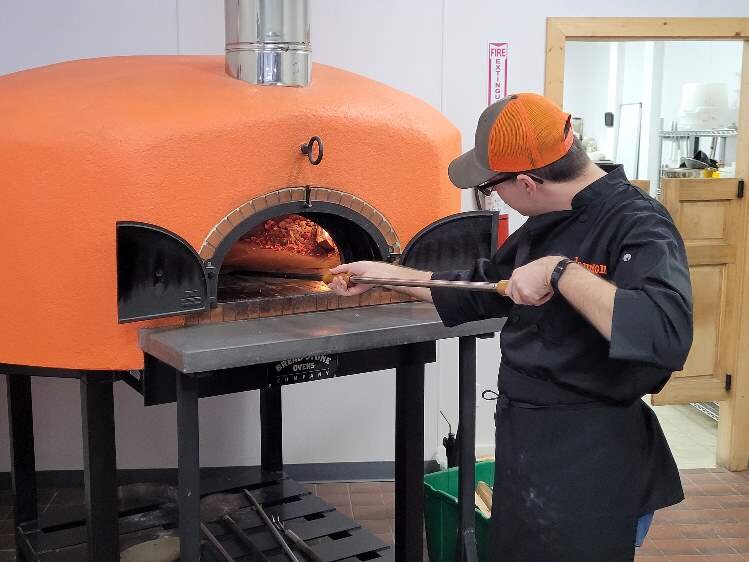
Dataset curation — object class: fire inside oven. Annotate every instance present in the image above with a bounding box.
[210,205,397,319]
[218,214,340,301]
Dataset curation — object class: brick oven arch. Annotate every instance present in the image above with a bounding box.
[199,186,401,266]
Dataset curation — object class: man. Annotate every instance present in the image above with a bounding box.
[329,93,692,561]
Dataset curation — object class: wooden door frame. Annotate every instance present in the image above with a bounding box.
[544,17,749,470]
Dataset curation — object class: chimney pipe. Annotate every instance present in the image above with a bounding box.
[225,0,311,87]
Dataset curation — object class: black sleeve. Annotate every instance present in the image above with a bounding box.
[609,209,693,371]
[430,237,516,327]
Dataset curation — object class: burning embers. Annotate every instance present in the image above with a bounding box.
[224,214,340,273]
[245,215,337,258]
[191,209,410,326]
[219,214,342,303]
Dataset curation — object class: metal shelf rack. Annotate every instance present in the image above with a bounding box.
[656,128,738,196]
[658,128,738,139]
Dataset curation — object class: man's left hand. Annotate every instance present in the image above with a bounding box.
[505,255,565,306]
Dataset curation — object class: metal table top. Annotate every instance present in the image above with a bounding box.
[140,302,504,373]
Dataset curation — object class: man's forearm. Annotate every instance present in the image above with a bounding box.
[363,263,434,302]
[556,263,616,340]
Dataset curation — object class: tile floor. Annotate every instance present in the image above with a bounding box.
[2,470,749,561]
[633,468,749,561]
[312,481,397,546]
[650,400,719,470]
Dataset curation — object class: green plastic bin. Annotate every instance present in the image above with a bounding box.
[423,460,495,562]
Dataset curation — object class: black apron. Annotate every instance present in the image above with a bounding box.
[487,367,682,562]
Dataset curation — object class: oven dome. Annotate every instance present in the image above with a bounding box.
[0,56,461,370]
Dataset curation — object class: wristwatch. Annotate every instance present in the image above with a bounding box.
[550,257,574,292]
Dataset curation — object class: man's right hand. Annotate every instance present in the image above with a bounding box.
[327,261,434,302]
[328,261,387,296]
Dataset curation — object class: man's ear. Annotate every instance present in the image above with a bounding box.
[516,174,539,195]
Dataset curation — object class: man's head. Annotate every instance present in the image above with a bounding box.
[449,93,596,216]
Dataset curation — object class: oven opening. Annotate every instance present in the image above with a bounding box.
[218,214,341,302]
[194,197,404,322]
[216,208,388,305]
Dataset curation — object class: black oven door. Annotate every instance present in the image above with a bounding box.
[399,211,504,270]
[116,222,210,323]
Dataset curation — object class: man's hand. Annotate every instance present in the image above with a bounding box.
[505,256,564,306]
[506,255,616,340]
[328,261,387,296]
[328,261,434,302]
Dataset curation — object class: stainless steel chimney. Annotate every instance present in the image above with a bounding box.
[225,0,311,87]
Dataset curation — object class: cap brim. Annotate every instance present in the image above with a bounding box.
[448,148,497,189]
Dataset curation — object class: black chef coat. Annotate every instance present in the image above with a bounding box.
[431,167,692,561]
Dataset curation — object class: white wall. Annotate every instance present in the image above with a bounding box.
[564,42,613,156]
[619,41,653,180]
[659,41,743,169]
[1,1,749,473]
[0,1,179,75]
[660,41,744,131]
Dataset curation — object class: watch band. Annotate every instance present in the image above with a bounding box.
[550,257,574,292]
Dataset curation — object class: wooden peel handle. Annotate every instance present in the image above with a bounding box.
[322,271,349,285]
[496,279,509,295]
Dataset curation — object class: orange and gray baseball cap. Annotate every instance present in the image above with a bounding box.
[449,93,574,189]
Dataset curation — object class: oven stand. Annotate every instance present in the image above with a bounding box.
[457,336,478,562]
[136,303,501,562]
[172,340,478,562]
[2,303,498,562]
[260,386,283,472]
[173,342,434,562]
[394,359,425,561]
[177,371,201,561]
[7,375,37,562]
[5,370,120,562]
[80,375,119,561]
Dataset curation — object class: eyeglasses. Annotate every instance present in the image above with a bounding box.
[475,173,545,197]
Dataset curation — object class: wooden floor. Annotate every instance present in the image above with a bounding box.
[1,468,748,561]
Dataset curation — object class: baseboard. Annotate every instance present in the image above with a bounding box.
[0,460,442,490]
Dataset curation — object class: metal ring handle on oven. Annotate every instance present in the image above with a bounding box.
[300,136,324,165]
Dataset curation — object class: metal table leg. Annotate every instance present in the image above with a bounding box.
[394,348,425,562]
[177,371,202,562]
[260,386,283,472]
[457,336,478,562]
[7,375,38,562]
[80,374,119,562]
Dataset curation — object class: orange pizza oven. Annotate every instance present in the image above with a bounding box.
[0,39,462,371]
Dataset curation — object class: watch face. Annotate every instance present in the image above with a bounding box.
[551,258,572,290]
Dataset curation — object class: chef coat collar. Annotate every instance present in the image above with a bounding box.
[571,165,627,210]
[524,166,627,236]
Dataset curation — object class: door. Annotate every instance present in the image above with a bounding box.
[117,222,210,323]
[652,178,744,405]
[399,211,504,270]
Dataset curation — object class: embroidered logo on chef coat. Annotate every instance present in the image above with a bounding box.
[573,257,608,275]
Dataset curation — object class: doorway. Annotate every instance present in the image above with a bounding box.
[546,17,749,470]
